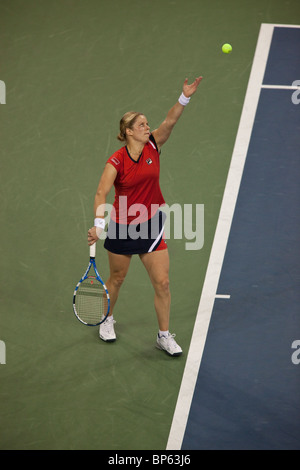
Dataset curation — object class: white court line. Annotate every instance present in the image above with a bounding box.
[261,85,300,89]
[270,23,300,28]
[166,23,277,450]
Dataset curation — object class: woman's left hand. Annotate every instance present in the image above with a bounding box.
[182,76,203,98]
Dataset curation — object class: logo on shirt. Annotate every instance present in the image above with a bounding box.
[111,157,120,165]
[146,158,152,165]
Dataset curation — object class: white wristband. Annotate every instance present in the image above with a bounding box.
[94,218,105,229]
[178,92,191,106]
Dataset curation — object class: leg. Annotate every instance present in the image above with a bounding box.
[139,249,170,331]
[106,251,132,316]
[140,249,182,356]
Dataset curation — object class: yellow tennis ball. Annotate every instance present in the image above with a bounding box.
[222,43,232,54]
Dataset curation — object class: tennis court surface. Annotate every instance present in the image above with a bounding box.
[1,1,299,451]
[169,24,300,451]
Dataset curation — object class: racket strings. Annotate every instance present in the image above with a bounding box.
[75,276,108,325]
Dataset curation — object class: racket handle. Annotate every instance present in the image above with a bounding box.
[90,243,96,259]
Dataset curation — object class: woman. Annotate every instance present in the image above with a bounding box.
[88,76,202,356]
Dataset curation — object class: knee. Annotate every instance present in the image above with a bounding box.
[110,271,127,289]
[156,276,170,294]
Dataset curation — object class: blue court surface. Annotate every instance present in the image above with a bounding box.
[168,24,300,450]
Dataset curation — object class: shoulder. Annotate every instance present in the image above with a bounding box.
[147,134,160,154]
[106,147,126,171]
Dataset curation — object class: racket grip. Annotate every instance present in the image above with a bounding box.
[90,243,96,258]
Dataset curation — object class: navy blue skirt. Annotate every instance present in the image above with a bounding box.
[104,210,167,255]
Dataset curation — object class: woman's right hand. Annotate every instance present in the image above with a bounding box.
[88,226,100,245]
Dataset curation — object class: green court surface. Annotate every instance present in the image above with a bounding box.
[0,0,298,450]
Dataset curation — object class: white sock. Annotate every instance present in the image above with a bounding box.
[103,314,113,321]
[159,330,169,338]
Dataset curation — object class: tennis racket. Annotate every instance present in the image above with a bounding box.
[73,243,110,326]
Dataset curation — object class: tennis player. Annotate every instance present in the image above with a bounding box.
[88,76,202,356]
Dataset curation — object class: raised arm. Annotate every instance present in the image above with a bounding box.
[152,76,203,150]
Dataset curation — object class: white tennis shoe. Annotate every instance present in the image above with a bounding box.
[99,315,116,342]
[156,333,182,356]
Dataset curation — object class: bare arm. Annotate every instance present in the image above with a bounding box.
[152,76,203,150]
[88,163,117,245]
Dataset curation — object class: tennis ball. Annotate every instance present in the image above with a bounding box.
[222,43,232,54]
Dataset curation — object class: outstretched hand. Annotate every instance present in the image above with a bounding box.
[182,76,203,98]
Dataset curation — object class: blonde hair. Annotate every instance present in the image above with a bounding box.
[117,111,144,142]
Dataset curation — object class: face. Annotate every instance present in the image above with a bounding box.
[127,115,150,143]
